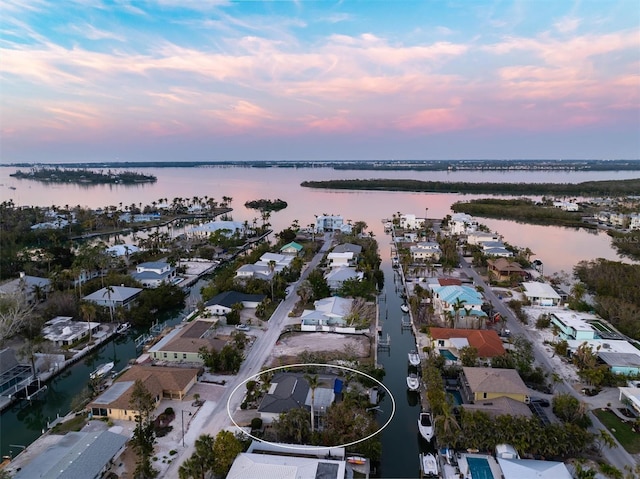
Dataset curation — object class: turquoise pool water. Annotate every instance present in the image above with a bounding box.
[446,389,463,405]
[467,456,494,479]
[439,349,458,360]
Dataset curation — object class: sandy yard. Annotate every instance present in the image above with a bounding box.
[266,332,372,366]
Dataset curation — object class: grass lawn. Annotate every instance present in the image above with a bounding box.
[50,413,88,435]
[593,408,640,454]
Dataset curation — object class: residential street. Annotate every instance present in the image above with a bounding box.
[459,255,637,471]
[163,234,334,477]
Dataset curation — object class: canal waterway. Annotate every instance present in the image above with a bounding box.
[0,310,186,459]
[376,236,431,478]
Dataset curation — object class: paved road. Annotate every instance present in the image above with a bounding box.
[164,234,334,476]
[459,255,637,470]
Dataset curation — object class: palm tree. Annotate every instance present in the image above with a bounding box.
[103,285,116,322]
[304,374,319,433]
[79,302,97,342]
[451,298,467,328]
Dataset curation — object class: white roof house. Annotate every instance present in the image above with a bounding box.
[467,232,501,245]
[327,251,354,268]
[187,220,246,238]
[106,244,140,257]
[497,457,572,479]
[522,282,561,306]
[43,316,101,346]
[131,261,177,288]
[227,453,346,479]
[619,387,640,416]
[314,296,353,318]
[324,267,363,291]
[83,286,143,309]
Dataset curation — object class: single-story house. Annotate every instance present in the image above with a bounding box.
[332,243,362,257]
[88,365,199,421]
[567,339,640,375]
[460,367,529,404]
[619,386,640,416]
[42,316,101,347]
[461,396,533,419]
[497,457,572,479]
[258,372,336,426]
[429,328,506,359]
[131,261,177,288]
[467,232,501,245]
[106,244,140,257]
[522,282,561,306]
[12,429,128,479]
[0,272,51,303]
[148,320,226,363]
[204,291,266,316]
[235,252,293,279]
[300,297,355,331]
[187,220,247,238]
[227,442,346,479]
[280,241,303,256]
[487,258,527,282]
[324,267,363,291]
[83,286,143,310]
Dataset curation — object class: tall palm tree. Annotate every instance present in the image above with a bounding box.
[451,298,467,328]
[304,374,320,433]
[79,302,97,341]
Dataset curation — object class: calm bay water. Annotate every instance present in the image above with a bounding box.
[0,165,638,473]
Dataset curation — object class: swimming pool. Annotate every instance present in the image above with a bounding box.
[446,389,463,405]
[439,349,458,360]
[467,456,494,479]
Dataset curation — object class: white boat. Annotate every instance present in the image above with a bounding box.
[408,350,421,366]
[419,452,439,477]
[418,411,434,442]
[400,303,410,313]
[116,322,131,334]
[90,361,114,380]
[407,373,420,391]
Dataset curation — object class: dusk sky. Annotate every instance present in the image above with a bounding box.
[1,0,639,163]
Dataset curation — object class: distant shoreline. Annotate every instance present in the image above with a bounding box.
[3,159,640,171]
[300,178,640,197]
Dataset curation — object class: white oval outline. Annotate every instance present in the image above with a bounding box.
[226,362,396,451]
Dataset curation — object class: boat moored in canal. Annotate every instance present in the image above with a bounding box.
[90,362,114,380]
[407,373,420,391]
[418,411,434,442]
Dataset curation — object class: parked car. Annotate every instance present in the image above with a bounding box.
[235,324,250,332]
[530,397,550,407]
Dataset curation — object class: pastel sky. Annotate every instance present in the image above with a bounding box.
[1,0,639,163]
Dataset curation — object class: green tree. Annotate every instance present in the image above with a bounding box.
[552,393,591,427]
[178,434,215,479]
[129,379,158,478]
[273,407,312,444]
[459,346,478,367]
[212,430,243,477]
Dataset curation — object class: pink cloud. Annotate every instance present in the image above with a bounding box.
[394,108,467,132]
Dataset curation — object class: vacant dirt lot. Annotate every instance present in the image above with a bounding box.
[266,332,372,366]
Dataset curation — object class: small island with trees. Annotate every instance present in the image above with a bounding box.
[244,198,288,212]
[10,167,157,185]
